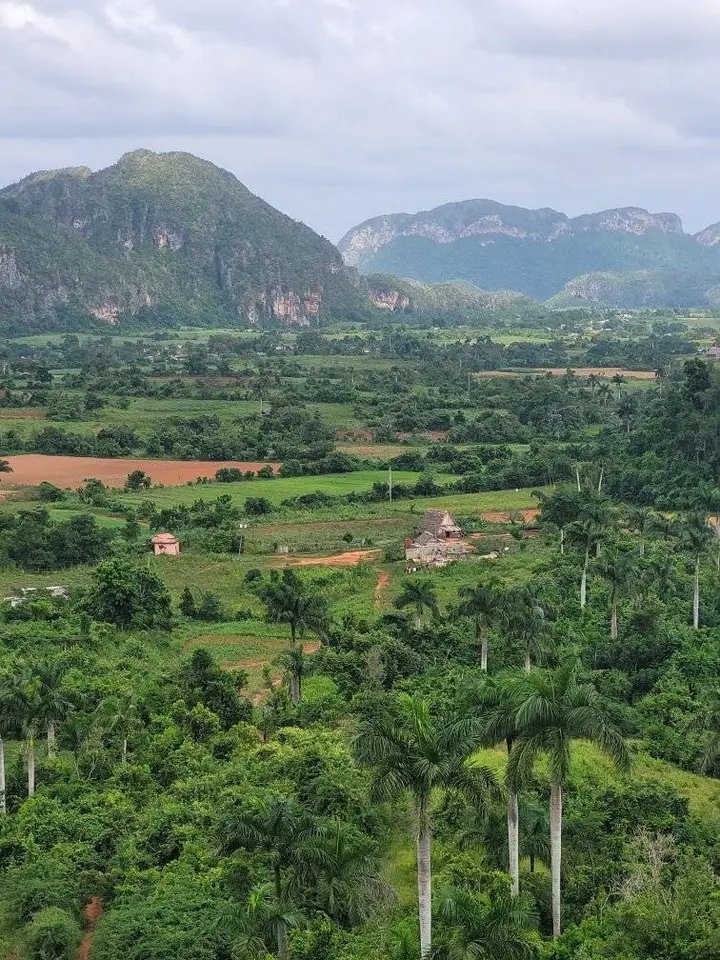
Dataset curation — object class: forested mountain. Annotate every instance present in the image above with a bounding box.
[340,199,720,305]
[0,150,370,329]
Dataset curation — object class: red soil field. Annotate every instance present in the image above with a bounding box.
[480,508,540,523]
[0,408,46,419]
[276,549,380,567]
[0,455,279,489]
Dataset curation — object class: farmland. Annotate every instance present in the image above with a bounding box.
[0,312,718,960]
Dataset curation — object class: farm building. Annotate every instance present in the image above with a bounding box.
[422,509,463,539]
[405,510,469,570]
[151,532,180,556]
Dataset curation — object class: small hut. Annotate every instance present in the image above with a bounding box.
[151,532,180,556]
[422,509,463,539]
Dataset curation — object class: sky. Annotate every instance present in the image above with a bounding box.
[2,0,720,240]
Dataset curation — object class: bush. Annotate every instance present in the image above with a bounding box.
[215,467,243,483]
[37,482,66,502]
[25,907,82,960]
[244,496,273,516]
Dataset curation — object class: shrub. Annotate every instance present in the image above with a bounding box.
[25,907,82,960]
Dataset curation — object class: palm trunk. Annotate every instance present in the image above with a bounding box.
[480,625,488,672]
[550,782,563,939]
[0,737,5,815]
[530,853,535,873]
[610,601,618,640]
[290,671,300,705]
[416,806,432,959]
[47,721,56,759]
[27,737,35,798]
[122,738,128,765]
[580,548,588,609]
[639,538,645,558]
[559,527,564,555]
[693,557,700,629]
[273,864,288,960]
[524,650,531,672]
[508,791,519,897]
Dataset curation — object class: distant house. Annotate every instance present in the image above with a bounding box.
[151,532,180,556]
[405,511,468,570]
[423,509,463,540]
[707,344,720,359]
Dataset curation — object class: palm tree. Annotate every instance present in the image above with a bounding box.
[0,675,17,814]
[96,691,141,764]
[218,794,325,960]
[433,886,537,960]
[277,645,304,706]
[693,688,720,775]
[483,677,523,897]
[225,883,304,960]
[567,510,606,609]
[315,820,387,925]
[508,664,630,939]
[596,550,638,640]
[597,382,612,407]
[354,694,498,958]
[262,573,329,646]
[394,579,440,627]
[626,507,654,558]
[651,513,676,542]
[35,662,73,758]
[2,669,40,797]
[457,579,500,671]
[501,588,545,671]
[520,798,550,874]
[681,513,713,629]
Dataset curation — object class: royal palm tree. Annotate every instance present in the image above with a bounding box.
[394,579,440,628]
[97,691,141,764]
[433,886,537,960]
[458,579,500,671]
[520,798,550,874]
[354,694,498,958]
[0,674,17,814]
[501,588,545,672]
[4,670,41,797]
[35,662,73,758]
[596,550,638,640]
[218,794,325,960]
[681,513,713,629]
[567,509,606,609]
[508,664,630,939]
[626,507,654,558]
[225,883,304,960]
[651,513,676,542]
[277,645,304,706]
[483,677,523,897]
[262,572,329,646]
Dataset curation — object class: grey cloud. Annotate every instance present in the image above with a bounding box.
[1,0,720,238]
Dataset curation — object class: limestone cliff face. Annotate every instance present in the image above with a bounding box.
[339,200,688,269]
[0,149,368,327]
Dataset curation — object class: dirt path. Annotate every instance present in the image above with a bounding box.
[78,897,103,960]
[275,549,380,568]
[374,570,390,608]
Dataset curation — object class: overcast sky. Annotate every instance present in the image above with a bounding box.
[2,0,720,239]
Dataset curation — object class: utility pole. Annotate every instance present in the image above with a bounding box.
[389,466,393,503]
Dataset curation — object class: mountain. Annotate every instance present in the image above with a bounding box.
[0,149,368,328]
[339,200,720,303]
[366,274,535,316]
[547,270,720,310]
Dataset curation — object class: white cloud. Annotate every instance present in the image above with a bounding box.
[1,0,720,236]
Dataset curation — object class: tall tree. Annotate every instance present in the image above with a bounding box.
[35,662,73,758]
[97,691,141,765]
[433,886,537,960]
[501,587,546,671]
[354,694,497,959]
[596,550,638,640]
[626,507,654,558]
[483,677,523,897]
[217,794,325,960]
[457,578,500,671]
[508,665,630,939]
[680,513,713,629]
[395,580,440,627]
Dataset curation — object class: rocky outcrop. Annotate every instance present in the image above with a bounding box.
[371,289,411,311]
[0,247,20,288]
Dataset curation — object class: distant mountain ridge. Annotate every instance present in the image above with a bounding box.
[339,199,720,305]
[0,149,368,328]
